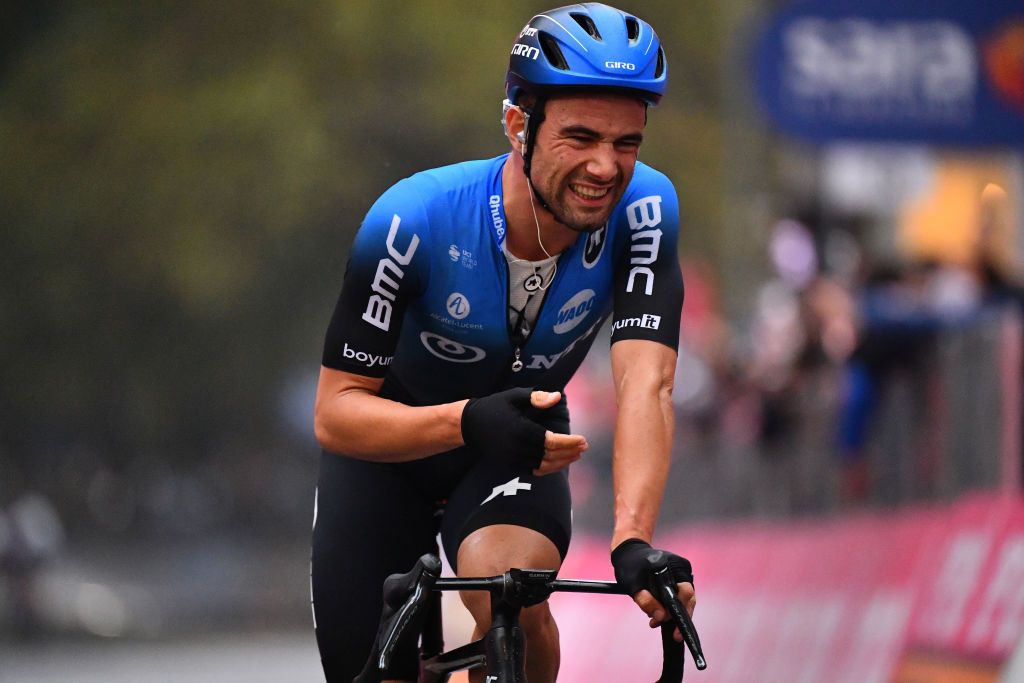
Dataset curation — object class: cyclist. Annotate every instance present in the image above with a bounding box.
[313,4,696,681]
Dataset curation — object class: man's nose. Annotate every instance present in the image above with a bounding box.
[585,143,618,181]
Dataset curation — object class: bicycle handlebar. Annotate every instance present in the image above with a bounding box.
[357,553,706,682]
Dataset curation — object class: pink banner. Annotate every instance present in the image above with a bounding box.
[553,493,1024,682]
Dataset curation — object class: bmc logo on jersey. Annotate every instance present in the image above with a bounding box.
[554,289,595,334]
[625,196,663,296]
[582,225,607,269]
[362,215,420,331]
[420,332,486,363]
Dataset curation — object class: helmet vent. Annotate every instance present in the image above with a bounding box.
[570,12,602,40]
[655,47,665,78]
[539,32,571,70]
[625,16,641,42]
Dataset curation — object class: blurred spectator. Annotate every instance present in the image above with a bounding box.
[0,493,64,638]
[838,262,937,501]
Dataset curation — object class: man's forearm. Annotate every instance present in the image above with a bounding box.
[315,386,468,461]
[609,353,675,549]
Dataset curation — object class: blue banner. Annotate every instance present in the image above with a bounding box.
[753,0,1024,146]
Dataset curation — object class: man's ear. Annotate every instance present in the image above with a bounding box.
[504,104,528,156]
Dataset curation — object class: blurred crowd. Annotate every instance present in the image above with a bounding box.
[567,194,1024,526]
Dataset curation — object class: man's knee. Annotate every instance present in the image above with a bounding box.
[463,599,557,643]
[455,523,562,627]
[457,523,562,568]
[520,601,558,641]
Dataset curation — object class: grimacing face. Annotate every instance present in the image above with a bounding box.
[527,94,647,233]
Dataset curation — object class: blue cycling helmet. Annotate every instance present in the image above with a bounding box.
[506,3,667,107]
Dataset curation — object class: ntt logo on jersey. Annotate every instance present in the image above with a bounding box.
[554,289,595,334]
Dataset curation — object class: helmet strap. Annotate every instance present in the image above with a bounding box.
[520,96,552,213]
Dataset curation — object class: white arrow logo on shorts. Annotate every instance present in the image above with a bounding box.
[481,477,532,505]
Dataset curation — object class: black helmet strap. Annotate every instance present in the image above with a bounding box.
[520,96,553,213]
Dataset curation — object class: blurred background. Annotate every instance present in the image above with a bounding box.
[2,1,1023,681]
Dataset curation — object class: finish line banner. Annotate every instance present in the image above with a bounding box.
[555,493,1024,682]
[753,0,1024,146]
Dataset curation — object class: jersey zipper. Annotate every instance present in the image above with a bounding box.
[504,254,562,374]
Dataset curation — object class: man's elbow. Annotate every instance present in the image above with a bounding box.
[313,403,355,454]
[313,412,333,452]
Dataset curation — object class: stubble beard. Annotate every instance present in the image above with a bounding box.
[533,179,621,234]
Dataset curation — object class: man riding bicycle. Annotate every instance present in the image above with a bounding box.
[312,4,696,681]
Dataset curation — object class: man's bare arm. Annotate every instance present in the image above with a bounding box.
[314,366,587,463]
[608,339,677,549]
[314,366,468,461]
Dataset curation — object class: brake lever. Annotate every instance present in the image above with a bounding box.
[378,581,426,670]
[377,555,440,671]
[651,564,707,671]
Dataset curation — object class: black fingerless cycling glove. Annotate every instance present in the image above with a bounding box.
[611,538,694,597]
[461,387,547,469]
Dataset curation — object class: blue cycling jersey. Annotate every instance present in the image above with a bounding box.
[323,154,683,406]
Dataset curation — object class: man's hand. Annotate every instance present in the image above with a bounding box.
[461,388,587,474]
[611,538,696,643]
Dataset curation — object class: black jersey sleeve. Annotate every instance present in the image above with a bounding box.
[610,170,684,349]
[322,179,431,376]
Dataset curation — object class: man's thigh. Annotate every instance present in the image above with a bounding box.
[438,455,572,575]
[311,451,439,682]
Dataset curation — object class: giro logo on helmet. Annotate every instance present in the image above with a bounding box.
[511,43,540,61]
[605,61,636,71]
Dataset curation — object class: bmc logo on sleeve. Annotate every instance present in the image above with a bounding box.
[625,196,663,296]
[612,314,661,332]
[362,215,420,331]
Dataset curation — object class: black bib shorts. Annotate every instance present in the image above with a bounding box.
[310,405,572,682]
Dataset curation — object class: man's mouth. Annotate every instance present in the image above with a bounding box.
[569,183,611,201]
